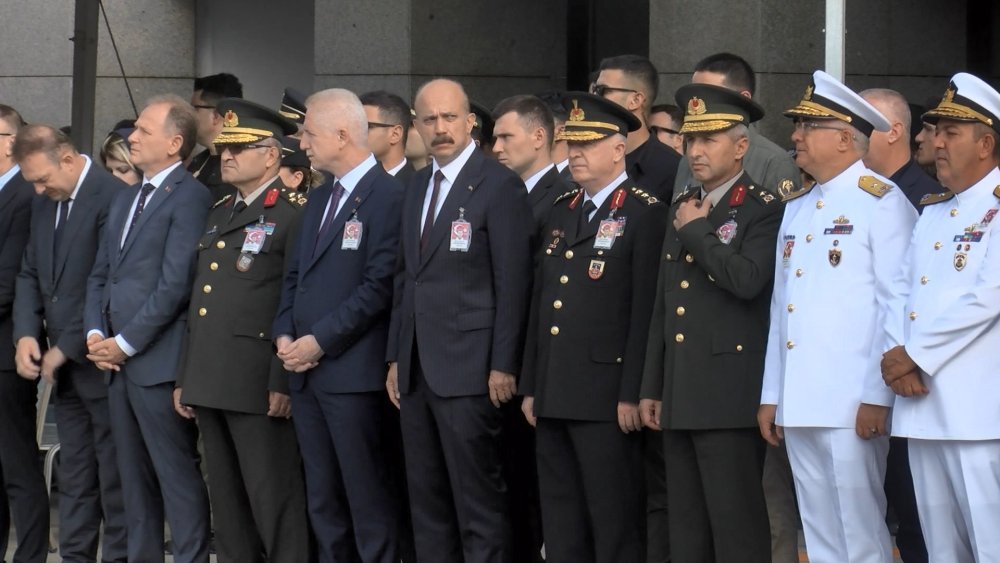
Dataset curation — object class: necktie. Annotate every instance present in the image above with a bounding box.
[579,199,596,232]
[53,198,70,255]
[421,170,445,256]
[315,182,345,252]
[124,183,155,245]
[230,200,247,222]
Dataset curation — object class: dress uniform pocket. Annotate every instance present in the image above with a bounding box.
[233,323,271,340]
[456,308,495,331]
[589,342,624,364]
[710,332,759,355]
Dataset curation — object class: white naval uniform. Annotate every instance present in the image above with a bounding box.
[761,159,917,563]
[892,166,1000,562]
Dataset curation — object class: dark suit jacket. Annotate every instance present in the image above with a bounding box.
[387,147,534,397]
[188,151,233,202]
[891,158,942,213]
[521,179,667,421]
[528,166,569,237]
[0,170,35,371]
[85,164,211,387]
[14,164,122,398]
[178,182,305,413]
[640,172,783,429]
[392,160,416,187]
[274,164,404,394]
[626,137,680,202]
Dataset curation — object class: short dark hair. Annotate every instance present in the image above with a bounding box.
[0,104,25,134]
[359,90,411,138]
[146,94,199,160]
[693,52,756,96]
[535,91,569,125]
[193,73,243,104]
[651,104,684,127]
[599,54,659,103]
[491,95,555,146]
[12,123,76,164]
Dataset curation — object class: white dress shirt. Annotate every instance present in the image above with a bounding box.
[524,164,554,194]
[421,141,477,231]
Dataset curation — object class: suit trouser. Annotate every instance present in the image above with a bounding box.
[784,427,892,563]
[643,428,670,563]
[197,406,309,563]
[908,439,1000,563]
[762,442,799,563]
[107,374,210,563]
[290,386,398,563]
[884,437,926,563]
[380,397,416,563]
[500,397,544,563]
[0,370,48,563]
[663,428,770,563]
[53,373,127,563]
[535,417,645,563]
[399,366,509,563]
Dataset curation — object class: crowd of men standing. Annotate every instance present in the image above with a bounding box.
[0,49,998,563]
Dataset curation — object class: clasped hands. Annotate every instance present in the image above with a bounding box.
[880,345,929,398]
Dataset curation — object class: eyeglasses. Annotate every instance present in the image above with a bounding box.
[793,120,848,133]
[222,144,272,155]
[192,104,216,111]
[368,121,398,130]
[590,84,638,97]
[650,125,680,137]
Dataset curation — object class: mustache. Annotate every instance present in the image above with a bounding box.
[431,135,454,147]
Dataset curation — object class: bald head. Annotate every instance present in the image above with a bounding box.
[415,79,471,115]
[413,78,476,166]
[861,88,912,176]
[861,89,911,136]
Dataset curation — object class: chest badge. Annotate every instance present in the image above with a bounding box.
[716,219,738,245]
[954,251,968,271]
[828,240,842,267]
[588,259,606,280]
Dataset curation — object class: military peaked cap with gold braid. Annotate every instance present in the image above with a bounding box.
[214,98,298,146]
[556,92,641,142]
[783,70,890,137]
[278,87,307,124]
[674,83,764,134]
[923,73,1000,135]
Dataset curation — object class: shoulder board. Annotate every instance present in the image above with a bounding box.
[553,188,580,205]
[919,191,955,206]
[629,186,659,205]
[281,186,307,207]
[211,194,233,209]
[748,185,778,205]
[858,175,892,198]
[994,185,1000,199]
[672,187,698,205]
[781,183,813,202]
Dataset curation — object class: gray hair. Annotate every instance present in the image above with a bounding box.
[725,123,749,142]
[305,88,369,148]
[860,88,912,137]
[143,94,198,159]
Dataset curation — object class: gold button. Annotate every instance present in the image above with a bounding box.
[550,326,560,336]
[553,300,562,309]
[560,275,568,284]
[216,240,225,249]
[598,250,604,256]
[198,308,207,317]
[565,250,574,259]
[616,357,622,363]
[258,332,265,338]
[909,311,918,321]
[675,333,685,343]
[786,340,795,349]
[806,234,813,243]
[685,254,694,263]
[676,306,685,316]
[950,208,958,217]
[680,280,689,289]
[203,284,212,294]
[920,276,929,285]
[787,304,795,313]
[934,242,942,250]
[795,268,803,277]
[736,345,743,352]
[210,262,219,271]
[545,249,552,255]
[816,200,824,209]
[665,253,672,260]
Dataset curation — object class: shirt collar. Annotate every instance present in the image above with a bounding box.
[954,166,1000,207]
[237,175,280,207]
[68,156,92,201]
[584,170,629,210]
[387,157,409,177]
[699,169,743,208]
[555,158,569,172]
[336,153,378,195]
[816,159,867,196]
[524,164,555,193]
[432,141,477,184]
[142,160,183,189]
[0,164,21,192]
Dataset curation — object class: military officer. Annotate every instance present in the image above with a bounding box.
[881,72,1000,562]
[174,99,309,563]
[639,83,781,563]
[758,70,917,563]
[520,92,667,563]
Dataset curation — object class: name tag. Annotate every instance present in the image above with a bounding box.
[242,228,266,254]
[342,219,363,250]
[450,219,471,252]
[594,219,618,249]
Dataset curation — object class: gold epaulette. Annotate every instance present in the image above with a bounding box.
[554,188,579,204]
[858,175,892,198]
[994,185,1000,199]
[672,187,698,204]
[781,183,813,202]
[629,186,659,205]
[282,186,307,207]
[920,191,955,206]
[212,194,233,209]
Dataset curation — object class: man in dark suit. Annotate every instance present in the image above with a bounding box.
[385,78,534,563]
[189,73,243,200]
[174,100,309,563]
[85,94,212,563]
[520,92,666,563]
[592,54,680,202]
[0,104,48,563]
[274,89,404,563]
[12,124,127,563]
[361,90,416,185]
[639,84,781,563]
[535,92,572,181]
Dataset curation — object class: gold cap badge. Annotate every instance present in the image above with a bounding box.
[687,96,707,116]
[223,110,239,128]
[569,100,585,122]
[942,86,955,104]
[804,84,814,101]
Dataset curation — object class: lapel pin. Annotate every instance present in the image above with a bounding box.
[467,185,474,191]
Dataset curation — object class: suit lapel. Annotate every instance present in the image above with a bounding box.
[418,150,484,269]
[53,169,98,285]
[407,167,432,273]
[307,167,380,270]
[35,199,57,282]
[118,165,184,261]
[528,167,557,207]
